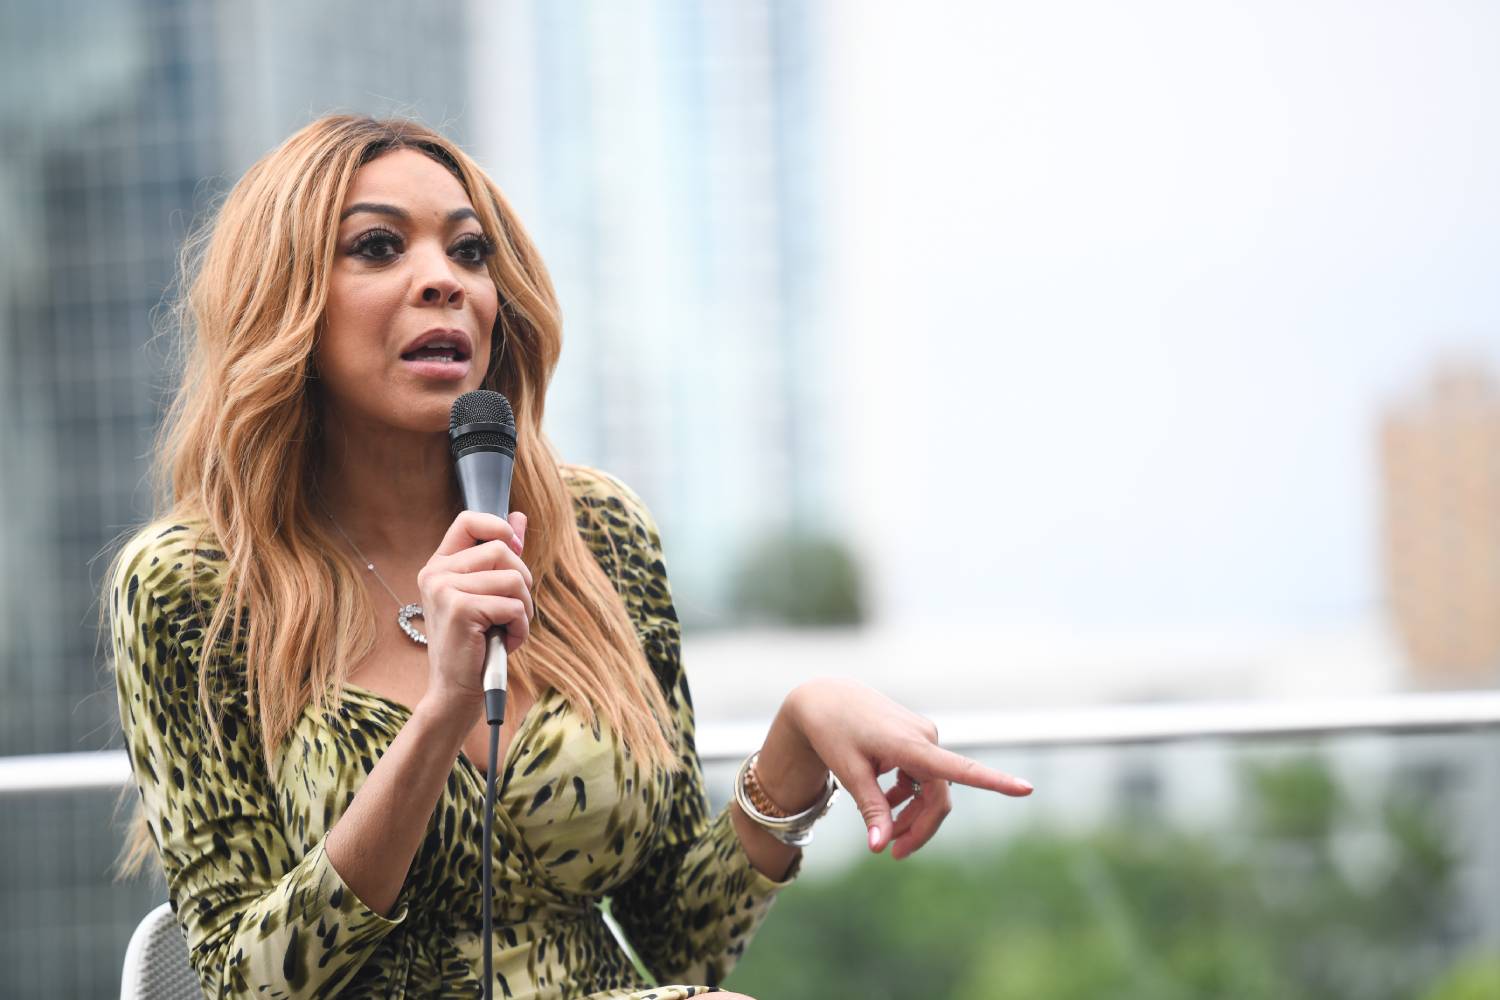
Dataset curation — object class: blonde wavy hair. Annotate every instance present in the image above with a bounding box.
[112,115,674,877]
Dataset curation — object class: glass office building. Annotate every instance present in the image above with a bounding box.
[477,0,837,624]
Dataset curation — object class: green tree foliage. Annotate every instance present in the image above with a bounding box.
[1422,953,1500,1000]
[728,529,865,626]
[726,754,1474,999]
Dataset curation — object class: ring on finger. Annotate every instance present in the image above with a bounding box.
[899,770,922,798]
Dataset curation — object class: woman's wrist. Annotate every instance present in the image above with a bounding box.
[411,690,476,758]
[754,690,829,813]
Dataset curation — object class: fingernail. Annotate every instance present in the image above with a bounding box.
[1018,779,1034,793]
[868,826,881,851]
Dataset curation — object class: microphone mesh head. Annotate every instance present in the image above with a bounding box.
[449,390,516,457]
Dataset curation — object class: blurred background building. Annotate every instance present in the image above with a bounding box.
[1,0,1498,997]
[472,0,838,623]
[0,0,478,753]
[1382,362,1500,688]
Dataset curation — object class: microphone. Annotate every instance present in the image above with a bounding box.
[448,389,518,726]
[451,389,517,1000]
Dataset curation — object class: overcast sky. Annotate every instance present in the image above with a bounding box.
[827,0,1500,630]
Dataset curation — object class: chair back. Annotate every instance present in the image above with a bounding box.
[120,902,203,1000]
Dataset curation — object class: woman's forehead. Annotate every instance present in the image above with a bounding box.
[342,148,475,221]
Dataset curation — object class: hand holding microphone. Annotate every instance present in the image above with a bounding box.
[415,390,527,727]
[415,509,531,716]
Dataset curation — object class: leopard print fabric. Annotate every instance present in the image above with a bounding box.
[111,465,796,999]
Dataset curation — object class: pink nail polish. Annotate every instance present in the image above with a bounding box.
[1019,779,1034,793]
[868,826,881,851]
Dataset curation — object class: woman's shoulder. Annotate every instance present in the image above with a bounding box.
[114,517,225,586]
[111,521,259,799]
[560,463,663,547]
[110,517,229,634]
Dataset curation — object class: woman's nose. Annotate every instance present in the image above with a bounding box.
[412,246,465,307]
[420,281,463,306]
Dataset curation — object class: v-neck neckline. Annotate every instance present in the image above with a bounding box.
[336,680,555,789]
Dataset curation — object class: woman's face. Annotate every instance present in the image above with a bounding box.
[318,147,500,436]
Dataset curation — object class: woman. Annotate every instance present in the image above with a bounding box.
[108,115,1033,999]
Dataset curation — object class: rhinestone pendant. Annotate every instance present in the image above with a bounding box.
[397,603,428,645]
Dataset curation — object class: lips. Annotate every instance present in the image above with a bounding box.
[400,329,473,363]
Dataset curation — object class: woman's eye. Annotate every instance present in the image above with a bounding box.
[351,230,402,260]
[348,229,493,265]
[452,234,497,265]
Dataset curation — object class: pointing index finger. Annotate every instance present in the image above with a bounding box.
[911,742,1034,797]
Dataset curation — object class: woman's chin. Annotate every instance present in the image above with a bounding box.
[321,369,492,439]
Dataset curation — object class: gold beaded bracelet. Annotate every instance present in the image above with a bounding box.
[733,751,839,848]
[742,755,791,817]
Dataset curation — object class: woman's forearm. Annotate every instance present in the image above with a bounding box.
[323,696,473,917]
[731,689,830,881]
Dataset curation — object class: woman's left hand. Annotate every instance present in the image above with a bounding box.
[760,678,1034,861]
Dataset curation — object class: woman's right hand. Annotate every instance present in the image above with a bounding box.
[416,510,532,715]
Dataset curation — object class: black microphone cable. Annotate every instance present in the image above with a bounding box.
[482,689,506,1000]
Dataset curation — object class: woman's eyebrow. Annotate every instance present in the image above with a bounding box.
[339,202,480,224]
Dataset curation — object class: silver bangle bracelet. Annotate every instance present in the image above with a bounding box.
[733,751,840,848]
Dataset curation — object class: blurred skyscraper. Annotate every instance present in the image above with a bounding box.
[0,0,475,751]
[0,1,471,995]
[472,0,837,626]
[1381,362,1500,688]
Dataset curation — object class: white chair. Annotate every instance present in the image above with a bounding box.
[120,902,204,1000]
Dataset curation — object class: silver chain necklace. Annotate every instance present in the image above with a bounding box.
[317,499,428,646]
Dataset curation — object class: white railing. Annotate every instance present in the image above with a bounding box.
[3,690,1498,797]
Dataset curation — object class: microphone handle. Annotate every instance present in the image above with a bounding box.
[482,631,507,724]
[454,450,515,724]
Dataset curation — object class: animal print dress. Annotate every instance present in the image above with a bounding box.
[112,466,796,998]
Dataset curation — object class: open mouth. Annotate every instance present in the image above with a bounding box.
[400,342,471,363]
